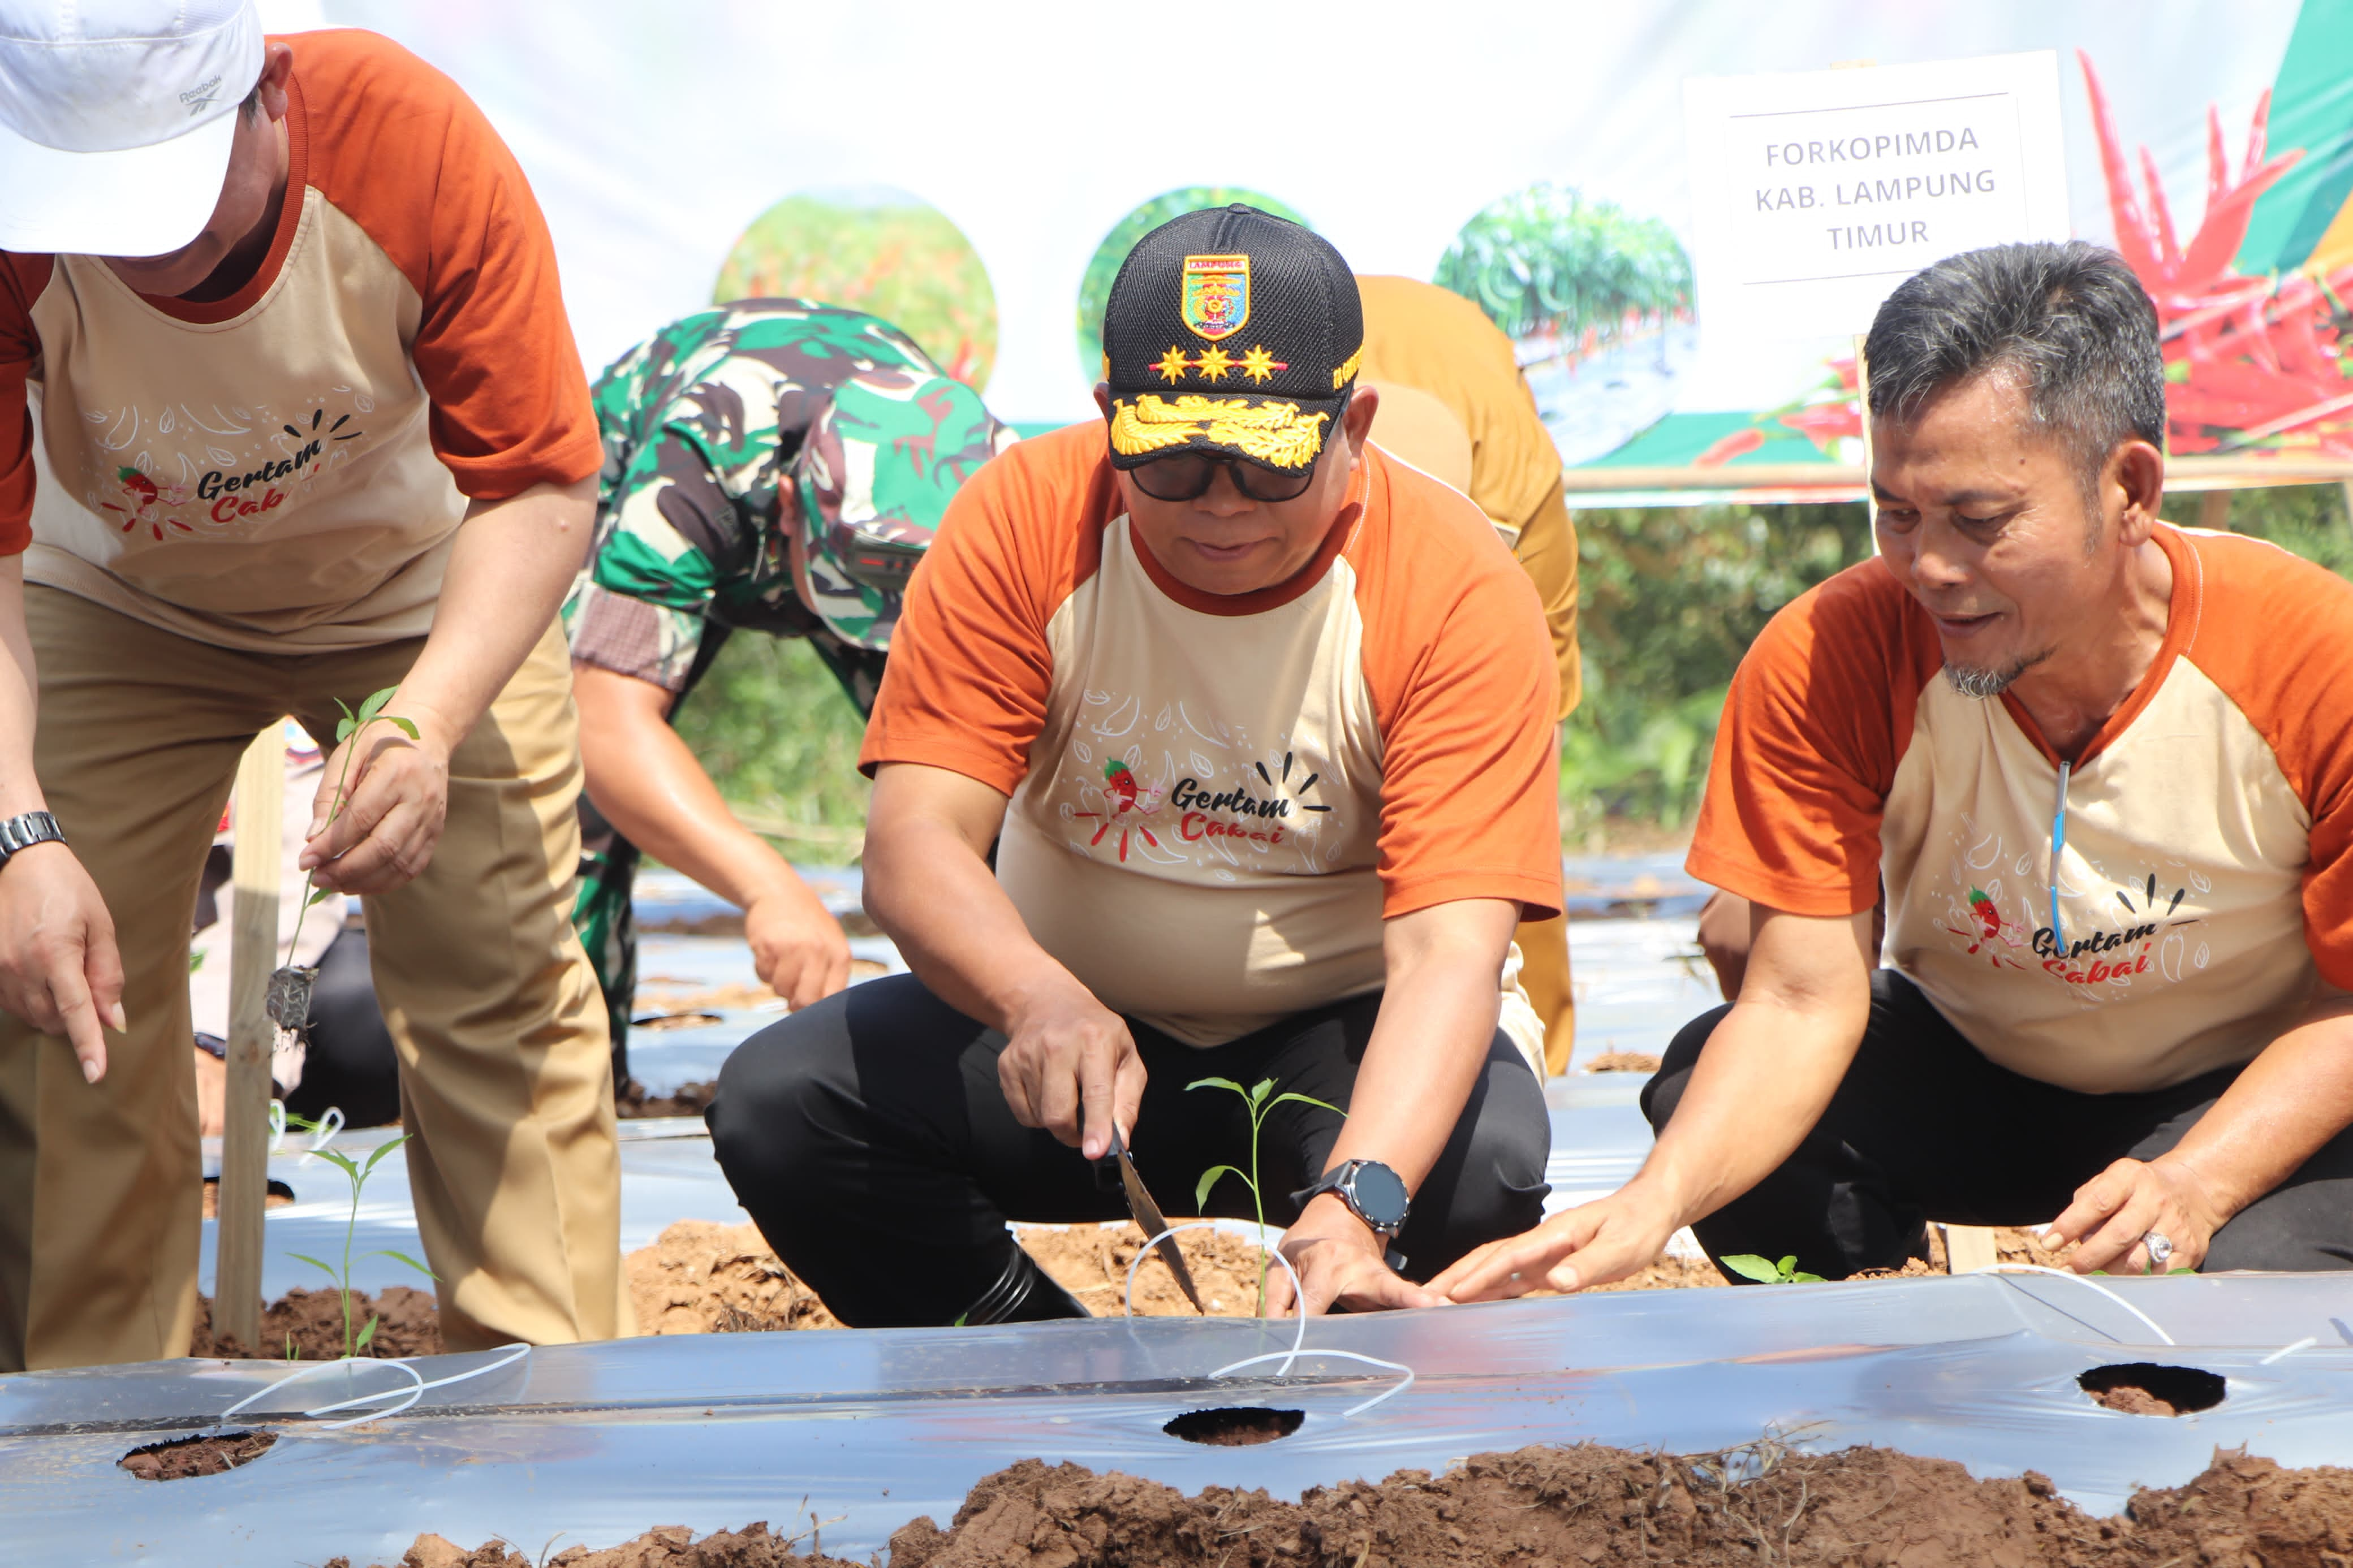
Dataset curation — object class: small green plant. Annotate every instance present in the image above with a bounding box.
[1718,1254,1824,1285]
[269,689,419,1040]
[1189,1075,1344,1317]
[283,1112,434,1358]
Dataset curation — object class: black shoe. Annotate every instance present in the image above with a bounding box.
[962,1245,1092,1324]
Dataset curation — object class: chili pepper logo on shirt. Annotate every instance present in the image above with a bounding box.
[101,465,193,540]
[1941,884,2029,970]
[1073,758,1168,862]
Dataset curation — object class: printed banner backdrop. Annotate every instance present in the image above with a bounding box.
[274,1,2350,499]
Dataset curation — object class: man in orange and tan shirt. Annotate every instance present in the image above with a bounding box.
[1438,243,2353,1303]
[0,3,627,1367]
[709,206,1562,1324]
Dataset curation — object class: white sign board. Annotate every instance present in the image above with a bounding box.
[1684,51,2069,343]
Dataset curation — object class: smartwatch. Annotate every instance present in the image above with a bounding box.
[1292,1157,1412,1239]
[0,810,64,871]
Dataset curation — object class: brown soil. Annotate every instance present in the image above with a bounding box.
[1579,1051,1661,1074]
[2079,1363,2228,1418]
[189,1285,443,1360]
[1581,1252,1729,1291]
[120,1428,277,1480]
[346,1445,2353,1567]
[198,1178,296,1219]
[632,966,888,1019]
[615,1078,719,1118]
[336,1522,866,1567]
[1019,1223,1285,1317]
[627,1220,842,1333]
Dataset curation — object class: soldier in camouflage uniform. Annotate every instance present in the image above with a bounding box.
[564,299,1014,1083]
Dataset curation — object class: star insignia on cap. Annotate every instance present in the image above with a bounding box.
[1152,346,1193,385]
[1195,345,1235,383]
[1238,345,1285,385]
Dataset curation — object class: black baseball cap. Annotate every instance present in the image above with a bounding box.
[1101,204,1363,473]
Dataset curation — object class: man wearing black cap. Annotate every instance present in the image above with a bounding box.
[709,207,1563,1324]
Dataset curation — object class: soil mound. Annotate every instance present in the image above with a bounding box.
[191,1286,443,1360]
[119,1429,276,1481]
[615,1078,719,1118]
[628,1220,842,1333]
[332,1521,866,1566]
[351,1445,2353,1566]
[1020,1223,1283,1317]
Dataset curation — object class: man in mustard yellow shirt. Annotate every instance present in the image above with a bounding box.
[1358,275,1581,1072]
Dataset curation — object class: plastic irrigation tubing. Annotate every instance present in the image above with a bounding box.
[214,1344,531,1432]
[1125,1223,1414,1417]
[1983,1264,2176,1346]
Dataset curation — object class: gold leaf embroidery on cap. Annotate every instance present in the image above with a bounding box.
[1330,344,1363,390]
[1109,395,1331,470]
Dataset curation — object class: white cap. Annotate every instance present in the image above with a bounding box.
[0,1,265,257]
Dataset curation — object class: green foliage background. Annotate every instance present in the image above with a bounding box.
[674,485,2353,861]
[713,189,998,391]
[1434,184,1691,348]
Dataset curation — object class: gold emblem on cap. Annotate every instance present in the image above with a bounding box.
[1180,254,1251,342]
[1110,394,1330,470]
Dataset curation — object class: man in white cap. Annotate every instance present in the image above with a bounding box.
[0,2,630,1367]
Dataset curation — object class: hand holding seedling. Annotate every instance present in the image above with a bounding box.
[999,975,1145,1160]
[0,840,124,1083]
[299,687,445,896]
[2042,1154,2225,1275]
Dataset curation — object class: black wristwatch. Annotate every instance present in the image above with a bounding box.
[0,811,64,871]
[1292,1158,1412,1239]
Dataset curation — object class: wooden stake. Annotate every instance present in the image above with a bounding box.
[215,726,285,1353]
[1943,1223,2000,1274]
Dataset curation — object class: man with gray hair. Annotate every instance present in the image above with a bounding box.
[1436,241,2353,1297]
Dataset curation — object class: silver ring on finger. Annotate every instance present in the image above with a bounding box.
[2141,1230,2173,1272]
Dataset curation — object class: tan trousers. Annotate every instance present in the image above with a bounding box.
[1518,912,1576,1077]
[0,589,630,1370]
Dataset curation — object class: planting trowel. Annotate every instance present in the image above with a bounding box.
[1110,1125,1206,1314]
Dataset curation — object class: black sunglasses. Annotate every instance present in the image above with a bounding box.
[1127,451,1318,503]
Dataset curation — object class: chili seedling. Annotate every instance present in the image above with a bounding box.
[1188,1075,1344,1317]
[269,689,419,1041]
[1719,1254,1824,1286]
[282,1111,435,1358]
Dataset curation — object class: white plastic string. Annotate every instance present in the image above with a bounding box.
[267,1099,287,1155]
[297,1107,345,1164]
[2260,1336,2317,1365]
[1983,1264,2175,1345]
[216,1344,530,1432]
[1125,1221,1414,1418]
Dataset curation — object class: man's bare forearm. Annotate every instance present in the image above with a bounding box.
[2159,1002,2353,1220]
[573,663,799,912]
[1321,900,1518,1193]
[0,558,42,817]
[863,766,1092,1031]
[391,477,595,746]
[1627,906,1873,1224]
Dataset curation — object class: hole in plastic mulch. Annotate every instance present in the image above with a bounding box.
[2077,1362,2226,1416]
[119,1429,277,1480]
[1162,1406,1306,1446]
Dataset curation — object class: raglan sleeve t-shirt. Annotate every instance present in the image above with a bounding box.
[864,423,1561,1047]
[1690,530,2353,1094]
[0,28,598,649]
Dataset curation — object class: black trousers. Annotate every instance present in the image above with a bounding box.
[709,974,1552,1326]
[1643,969,2353,1278]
